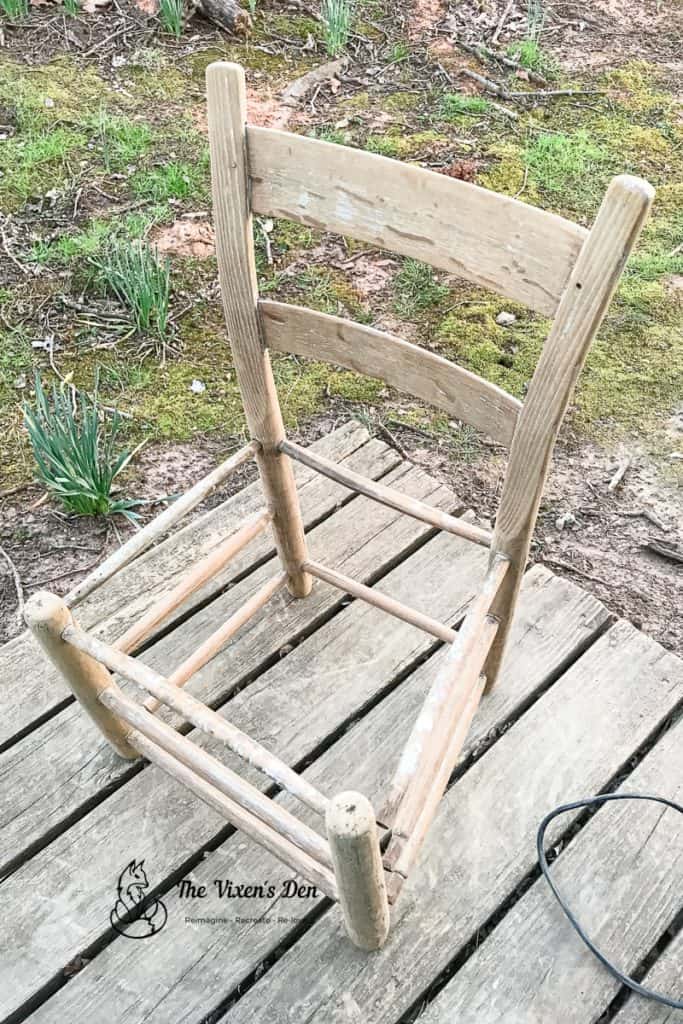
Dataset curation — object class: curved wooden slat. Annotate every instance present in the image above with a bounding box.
[247,126,588,316]
[260,300,521,446]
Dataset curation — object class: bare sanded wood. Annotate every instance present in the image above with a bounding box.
[100,687,332,869]
[247,126,588,316]
[387,675,486,895]
[261,300,521,447]
[485,175,654,693]
[417,717,683,1024]
[281,439,492,547]
[2,567,611,1021]
[129,729,338,900]
[63,624,330,817]
[115,509,272,655]
[143,570,287,711]
[64,441,259,608]
[0,424,383,744]
[207,62,310,597]
[382,556,509,831]
[326,791,390,950]
[218,622,682,1024]
[23,592,136,760]
[304,559,457,644]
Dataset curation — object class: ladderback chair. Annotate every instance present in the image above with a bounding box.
[25,60,653,952]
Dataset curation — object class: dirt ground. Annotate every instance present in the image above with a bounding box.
[0,0,681,652]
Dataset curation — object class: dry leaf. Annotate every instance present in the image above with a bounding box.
[82,0,111,13]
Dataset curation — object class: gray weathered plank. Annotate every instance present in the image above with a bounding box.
[17,568,610,1024]
[417,717,683,1024]
[220,622,682,1024]
[610,930,683,1024]
[0,459,451,870]
[0,518,491,1017]
[0,423,390,744]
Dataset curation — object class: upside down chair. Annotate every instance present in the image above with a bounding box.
[25,61,653,950]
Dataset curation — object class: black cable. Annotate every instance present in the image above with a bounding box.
[537,792,683,1010]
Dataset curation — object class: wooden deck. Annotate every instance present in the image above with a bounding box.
[1,422,681,1024]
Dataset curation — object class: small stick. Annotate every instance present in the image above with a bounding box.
[491,0,514,44]
[0,544,24,625]
[326,792,390,950]
[608,456,631,492]
[643,539,683,565]
[456,40,548,87]
[507,89,606,98]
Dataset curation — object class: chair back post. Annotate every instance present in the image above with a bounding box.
[206,61,311,598]
[484,175,654,692]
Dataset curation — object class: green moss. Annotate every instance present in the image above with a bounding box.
[524,130,609,214]
[261,13,322,41]
[479,142,540,200]
[365,130,446,159]
[286,267,371,322]
[0,58,114,129]
[0,126,86,208]
[440,93,490,119]
[604,61,672,114]
[384,91,419,113]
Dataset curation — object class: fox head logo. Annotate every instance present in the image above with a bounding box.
[110,859,168,939]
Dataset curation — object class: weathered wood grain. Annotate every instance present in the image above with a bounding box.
[218,622,681,1024]
[248,127,588,316]
[12,568,610,1023]
[0,460,455,870]
[260,300,522,446]
[418,717,683,1023]
[0,424,389,745]
[485,175,654,693]
[207,61,311,596]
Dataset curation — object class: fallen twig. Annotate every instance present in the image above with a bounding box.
[642,539,683,564]
[456,40,548,87]
[541,557,610,588]
[507,88,606,98]
[275,59,347,129]
[491,0,514,44]
[620,508,670,532]
[608,456,631,492]
[0,545,25,626]
[377,421,409,461]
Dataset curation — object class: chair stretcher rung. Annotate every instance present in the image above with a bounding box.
[304,560,457,645]
[116,509,273,655]
[380,554,510,841]
[142,570,286,714]
[61,625,330,817]
[65,440,260,608]
[100,686,333,870]
[130,729,338,900]
[279,439,492,547]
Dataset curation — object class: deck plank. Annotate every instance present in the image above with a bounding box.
[610,930,683,1024]
[9,568,610,1024]
[416,717,682,1024]
[0,460,454,870]
[0,424,395,745]
[219,622,682,1024]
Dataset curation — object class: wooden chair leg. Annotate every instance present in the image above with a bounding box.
[326,791,390,950]
[24,591,137,760]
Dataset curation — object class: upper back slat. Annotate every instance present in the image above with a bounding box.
[247,126,588,317]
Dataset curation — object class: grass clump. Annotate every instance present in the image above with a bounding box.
[393,259,449,318]
[0,126,85,209]
[525,130,607,211]
[91,239,171,341]
[132,160,207,202]
[321,0,352,56]
[23,375,142,521]
[159,0,184,37]
[440,93,490,119]
[0,0,28,19]
[87,109,152,171]
[63,0,79,14]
